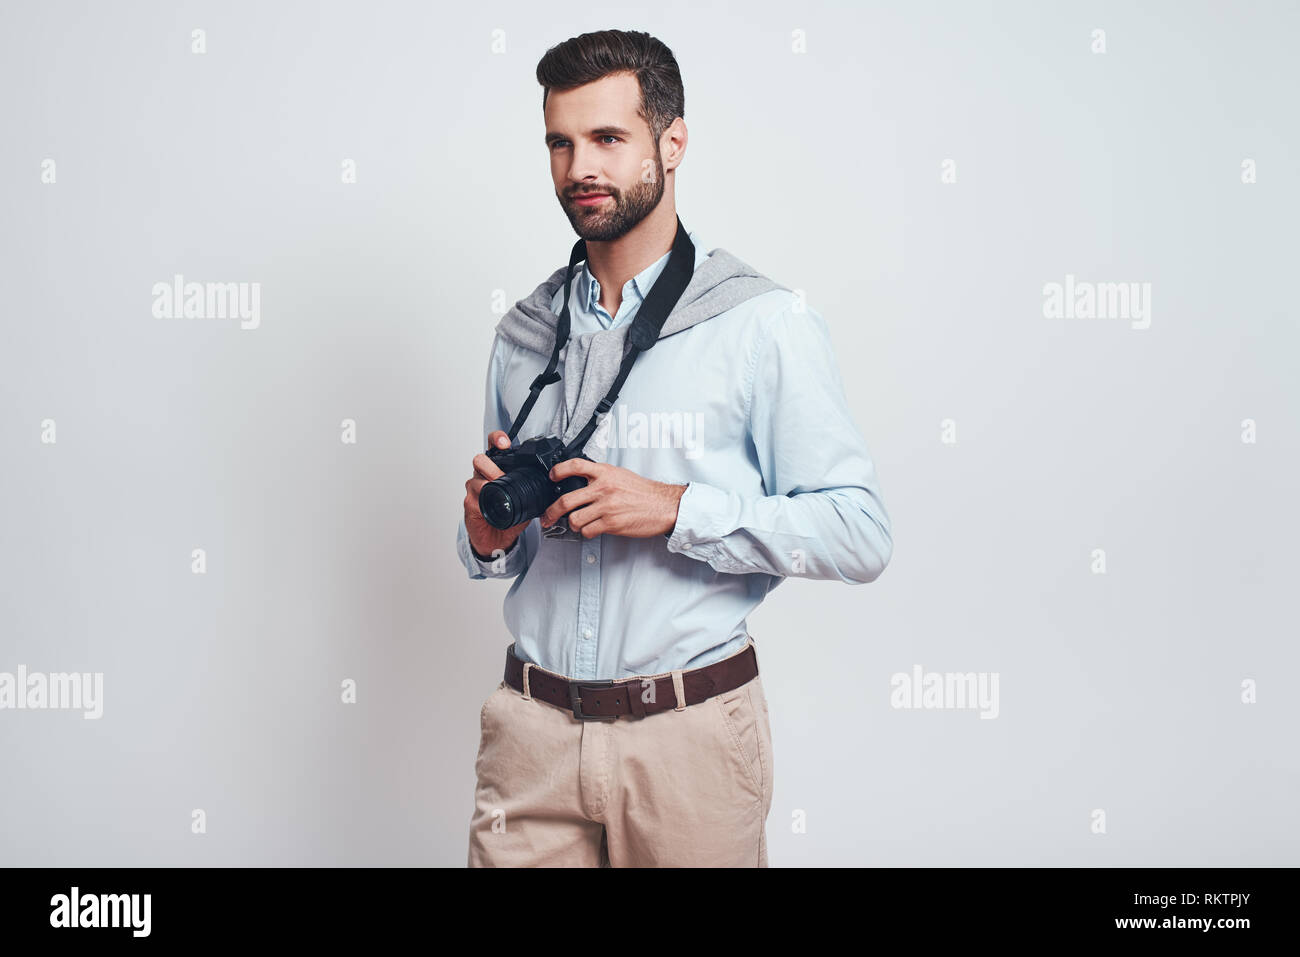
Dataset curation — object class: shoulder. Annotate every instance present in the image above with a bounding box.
[730,288,832,349]
[487,329,520,376]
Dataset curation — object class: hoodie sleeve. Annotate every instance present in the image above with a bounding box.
[665,303,893,584]
[457,331,533,580]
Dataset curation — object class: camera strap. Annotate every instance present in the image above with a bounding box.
[500,216,697,456]
[503,238,585,443]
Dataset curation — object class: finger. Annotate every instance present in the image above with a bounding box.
[540,485,600,527]
[463,491,498,519]
[487,430,511,451]
[578,516,609,539]
[550,457,603,481]
[472,452,504,480]
[563,501,603,533]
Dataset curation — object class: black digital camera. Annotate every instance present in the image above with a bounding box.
[479,435,591,531]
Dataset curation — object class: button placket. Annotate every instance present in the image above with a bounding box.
[574,537,602,679]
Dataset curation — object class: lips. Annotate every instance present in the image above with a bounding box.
[573,193,610,206]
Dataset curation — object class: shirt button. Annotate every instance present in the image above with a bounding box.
[682,542,692,550]
[583,628,593,639]
[585,553,596,564]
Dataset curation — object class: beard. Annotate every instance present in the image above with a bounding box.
[558,153,666,242]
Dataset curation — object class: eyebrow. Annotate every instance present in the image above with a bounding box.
[544,126,635,146]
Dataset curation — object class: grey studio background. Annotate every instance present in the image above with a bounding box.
[1,0,1297,867]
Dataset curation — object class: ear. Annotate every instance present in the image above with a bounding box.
[662,117,688,171]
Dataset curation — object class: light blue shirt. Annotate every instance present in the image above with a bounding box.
[456,231,893,680]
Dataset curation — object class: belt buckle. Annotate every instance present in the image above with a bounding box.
[569,679,620,721]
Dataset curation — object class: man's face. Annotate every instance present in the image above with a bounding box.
[544,72,665,242]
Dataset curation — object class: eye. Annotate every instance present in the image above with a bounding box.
[550,139,570,150]
[600,135,621,144]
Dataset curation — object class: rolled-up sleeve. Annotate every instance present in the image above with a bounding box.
[666,304,893,583]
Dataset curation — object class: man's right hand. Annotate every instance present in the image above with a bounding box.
[464,430,529,560]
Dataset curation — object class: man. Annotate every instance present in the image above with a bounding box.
[458,29,892,867]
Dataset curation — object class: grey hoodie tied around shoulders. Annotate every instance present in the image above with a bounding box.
[492,244,789,462]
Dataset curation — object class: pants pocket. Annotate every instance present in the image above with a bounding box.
[481,680,507,721]
[715,681,764,803]
[476,681,508,770]
[751,676,773,817]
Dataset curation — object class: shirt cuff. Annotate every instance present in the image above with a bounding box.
[470,537,515,562]
[665,481,729,560]
[457,519,526,579]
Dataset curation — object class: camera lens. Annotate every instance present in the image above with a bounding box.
[479,468,555,529]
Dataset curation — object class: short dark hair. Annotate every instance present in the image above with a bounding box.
[536,30,685,145]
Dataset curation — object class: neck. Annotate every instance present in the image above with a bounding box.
[583,200,679,317]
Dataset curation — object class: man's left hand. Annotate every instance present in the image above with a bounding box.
[540,459,686,539]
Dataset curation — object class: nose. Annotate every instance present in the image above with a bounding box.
[564,142,602,186]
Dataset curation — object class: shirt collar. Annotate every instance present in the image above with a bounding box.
[578,232,704,316]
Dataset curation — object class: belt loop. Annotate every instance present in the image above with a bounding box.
[671,669,686,711]
[521,663,532,700]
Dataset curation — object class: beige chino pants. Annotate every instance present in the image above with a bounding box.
[467,637,774,867]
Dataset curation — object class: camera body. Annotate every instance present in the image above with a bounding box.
[479,435,591,531]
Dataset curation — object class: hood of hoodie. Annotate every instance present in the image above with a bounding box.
[494,244,787,458]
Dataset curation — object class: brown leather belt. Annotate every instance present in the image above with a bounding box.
[503,640,758,720]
